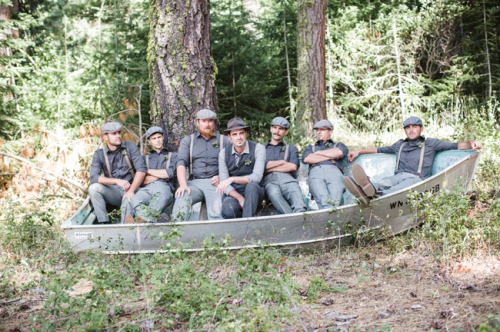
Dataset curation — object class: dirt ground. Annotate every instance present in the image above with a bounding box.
[1,243,498,332]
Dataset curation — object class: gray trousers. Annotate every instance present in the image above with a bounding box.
[221,182,265,219]
[88,183,127,223]
[262,172,306,214]
[307,165,345,209]
[172,178,223,221]
[373,172,422,196]
[123,181,173,223]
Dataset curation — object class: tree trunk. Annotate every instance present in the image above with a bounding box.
[0,0,19,102]
[148,0,218,150]
[297,0,326,128]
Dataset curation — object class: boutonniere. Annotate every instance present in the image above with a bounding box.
[325,142,332,147]
[416,142,423,148]
[244,159,252,166]
[164,155,169,160]
[121,149,128,156]
[280,146,285,152]
[212,142,219,148]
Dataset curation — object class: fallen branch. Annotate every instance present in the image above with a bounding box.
[0,152,88,194]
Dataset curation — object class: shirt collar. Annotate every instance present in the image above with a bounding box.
[404,135,426,143]
[104,143,124,154]
[196,130,216,140]
[315,138,334,145]
[265,140,285,147]
[231,142,250,155]
[148,148,169,155]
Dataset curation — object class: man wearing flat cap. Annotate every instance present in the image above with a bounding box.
[261,117,306,214]
[217,118,266,218]
[123,126,177,223]
[172,109,230,221]
[302,119,349,209]
[345,116,482,205]
[89,122,147,223]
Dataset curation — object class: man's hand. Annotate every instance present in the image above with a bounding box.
[175,185,191,198]
[210,175,220,186]
[470,140,482,150]
[236,196,244,208]
[122,189,134,201]
[348,150,360,162]
[217,177,233,195]
[115,179,131,191]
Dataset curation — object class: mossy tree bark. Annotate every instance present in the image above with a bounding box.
[0,0,19,103]
[148,0,218,150]
[297,0,326,129]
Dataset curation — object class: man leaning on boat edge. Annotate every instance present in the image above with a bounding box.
[345,116,483,206]
[88,122,147,224]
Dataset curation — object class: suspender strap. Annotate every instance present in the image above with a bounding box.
[416,142,425,176]
[189,133,194,177]
[102,147,135,178]
[145,155,150,170]
[395,141,426,176]
[395,142,406,174]
[283,144,289,161]
[312,145,315,153]
[166,152,172,170]
[220,134,224,150]
[122,148,136,178]
[103,151,112,177]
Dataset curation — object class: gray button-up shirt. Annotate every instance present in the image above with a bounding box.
[219,141,266,195]
[145,149,178,180]
[264,141,300,167]
[302,139,349,171]
[89,141,147,184]
[377,136,458,179]
[176,131,230,179]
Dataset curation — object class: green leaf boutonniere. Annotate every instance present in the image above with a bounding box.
[212,142,219,148]
[416,142,424,148]
[244,159,252,166]
[325,142,332,147]
[280,146,285,152]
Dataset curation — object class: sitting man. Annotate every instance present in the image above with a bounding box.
[217,118,266,219]
[123,126,177,223]
[172,109,230,221]
[345,116,483,205]
[89,122,146,223]
[302,119,349,209]
[261,117,306,214]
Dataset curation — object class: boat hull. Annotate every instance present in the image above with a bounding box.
[61,151,479,253]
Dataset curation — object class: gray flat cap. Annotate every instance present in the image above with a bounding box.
[145,126,164,140]
[270,116,290,129]
[101,122,122,134]
[313,119,333,130]
[197,109,217,120]
[223,117,251,133]
[403,116,423,128]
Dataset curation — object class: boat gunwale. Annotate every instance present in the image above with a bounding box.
[61,150,480,230]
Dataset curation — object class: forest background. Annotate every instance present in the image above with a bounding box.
[0,0,499,330]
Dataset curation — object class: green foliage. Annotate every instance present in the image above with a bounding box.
[476,313,500,332]
[408,188,499,257]
[0,201,57,254]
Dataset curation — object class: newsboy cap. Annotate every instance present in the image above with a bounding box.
[101,122,122,134]
[313,119,333,130]
[270,117,290,129]
[403,116,423,128]
[145,126,164,140]
[197,109,217,120]
[223,117,251,133]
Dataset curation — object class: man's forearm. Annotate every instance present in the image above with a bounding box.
[267,161,298,173]
[177,165,188,187]
[148,169,168,179]
[128,172,146,192]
